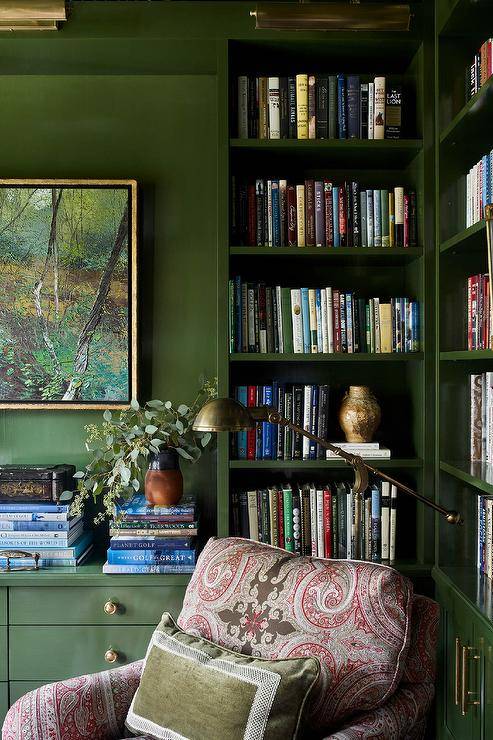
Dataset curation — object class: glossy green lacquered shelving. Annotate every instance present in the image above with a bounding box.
[440,350,493,361]
[439,221,486,255]
[440,460,493,496]
[230,246,424,263]
[230,458,423,470]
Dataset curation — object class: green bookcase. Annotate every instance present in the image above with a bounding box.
[216,2,437,577]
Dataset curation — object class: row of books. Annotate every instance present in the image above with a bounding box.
[465,149,493,228]
[231,480,398,563]
[478,494,493,579]
[467,274,491,351]
[228,279,420,355]
[231,382,391,462]
[233,178,417,249]
[470,373,493,463]
[236,74,403,140]
[0,499,92,568]
[467,38,493,100]
[103,494,198,574]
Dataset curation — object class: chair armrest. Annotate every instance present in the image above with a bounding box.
[323,682,434,740]
[2,660,143,740]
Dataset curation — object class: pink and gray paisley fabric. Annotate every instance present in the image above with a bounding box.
[178,537,414,730]
[2,537,439,740]
[2,661,143,740]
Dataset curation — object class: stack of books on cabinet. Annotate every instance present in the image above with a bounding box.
[104,494,198,574]
[0,499,93,568]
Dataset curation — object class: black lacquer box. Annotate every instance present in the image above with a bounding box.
[0,465,76,502]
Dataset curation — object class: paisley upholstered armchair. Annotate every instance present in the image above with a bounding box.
[3,537,439,740]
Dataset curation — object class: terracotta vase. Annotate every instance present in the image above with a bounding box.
[144,449,183,506]
[339,386,381,443]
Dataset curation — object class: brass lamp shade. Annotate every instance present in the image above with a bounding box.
[251,3,411,32]
[0,1,66,31]
[193,397,254,432]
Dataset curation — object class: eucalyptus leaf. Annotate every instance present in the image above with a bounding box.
[130,448,140,462]
[175,447,193,460]
[177,404,189,416]
[106,435,114,447]
[145,410,157,420]
[103,409,112,422]
[73,471,85,479]
[130,399,140,411]
[149,445,160,455]
[132,478,140,491]
[201,432,212,447]
[145,424,158,435]
[175,419,184,434]
[165,401,172,409]
[147,399,164,409]
[121,466,131,485]
[150,438,164,448]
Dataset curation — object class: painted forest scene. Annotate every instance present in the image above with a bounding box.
[0,184,134,405]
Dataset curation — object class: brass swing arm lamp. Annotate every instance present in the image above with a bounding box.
[250,2,411,32]
[193,397,463,525]
[0,1,66,32]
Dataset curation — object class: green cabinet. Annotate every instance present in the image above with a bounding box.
[0,590,6,625]
[479,621,493,740]
[0,683,8,728]
[10,586,183,625]
[0,628,7,682]
[10,624,154,682]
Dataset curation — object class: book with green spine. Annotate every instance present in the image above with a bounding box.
[281,287,294,353]
[283,485,294,552]
[381,190,390,247]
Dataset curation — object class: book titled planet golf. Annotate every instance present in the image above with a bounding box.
[103,493,198,575]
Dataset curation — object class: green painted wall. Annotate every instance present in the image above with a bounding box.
[0,2,225,531]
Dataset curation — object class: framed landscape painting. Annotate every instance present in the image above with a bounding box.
[0,179,137,409]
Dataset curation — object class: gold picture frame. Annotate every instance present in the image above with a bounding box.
[0,179,138,409]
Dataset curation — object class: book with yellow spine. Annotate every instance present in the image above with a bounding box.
[296,74,308,139]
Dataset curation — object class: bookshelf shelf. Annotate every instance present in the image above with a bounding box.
[439,76,493,148]
[440,350,493,361]
[230,246,423,264]
[433,565,493,628]
[440,460,493,496]
[230,458,423,470]
[230,138,423,167]
[439,220,486,254]
[230,353,424,363]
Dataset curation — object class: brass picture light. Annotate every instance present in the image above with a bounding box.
[250,2,411,32]
[194,397,463,525]
[0,1,66,31]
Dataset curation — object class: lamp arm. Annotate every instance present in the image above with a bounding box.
[250,406,462,525]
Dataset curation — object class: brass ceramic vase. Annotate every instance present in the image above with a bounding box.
[144,449,183,506]
[339,386,381,443]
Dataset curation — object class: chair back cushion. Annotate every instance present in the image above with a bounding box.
[178,537,414,731]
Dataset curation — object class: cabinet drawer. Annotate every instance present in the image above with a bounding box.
[10,625,153,681]
[0,682,8,727]
[10,585,186,625]
[0,589,6,625]
[0,627,7,681]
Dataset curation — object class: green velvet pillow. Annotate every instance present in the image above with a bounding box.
[126,612,320,740]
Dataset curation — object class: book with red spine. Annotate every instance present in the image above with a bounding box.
[338,186,346,247]
[471,275,478,350]
[323,487,332,558]
[287,185,297,246]
[468,276,473,351]
[305,179,315,246]
[324,180,334,246]
[333,289,341,352]
[247,385,257,460]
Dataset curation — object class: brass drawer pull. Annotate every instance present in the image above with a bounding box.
[454,637,461,706]
[461,645,481,715]
[103,600,119,615]
[104,648,119,664]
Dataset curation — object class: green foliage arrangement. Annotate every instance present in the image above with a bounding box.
[70,378,217,522]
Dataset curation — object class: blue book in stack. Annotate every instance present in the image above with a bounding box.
[0,500,93,567]
[103,494,197,575]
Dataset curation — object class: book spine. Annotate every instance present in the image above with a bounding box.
[385,85,402,139]
[328,75,337,138]
[371,486,381,562]
[279,179,287,247]
[381,189,390,247]
[283,487,294,552]
[337,74,347,139]
[332,187,340,246]
[316,489,325,557]
[373,76,385,140]
[308,74,316,139]
[0,512,69,521]
[389,485,397,562]
[373,189,382,247]
[288,76,297,138]
[296,184,306,246]
[279,77,288,139]
[271,180,280,247]
[321,289,329,353]
[296,74,308,139]
[317,384,329,459]
[269,488,279,547]
[292,489,301,555]
[107,549,196,565]
[360,83,369,138]
[347,75,360,139]
[305,179,315,246]
[352,181,360,247]
[381,482,390,561]
[323,487,332,557]
[324,181,334,246]
[368,82,374,139]
[308,289,318,353]
[258,77,268,139]
[237,76,249,138]
[314,180,325,247]
[268,77,280,139]
[310,487,318,556]
[302,385,312,460]
[394,187,404,247]
[316,75,328,138]
[287,184,297,246]
[293,385,304,459]
[102,563,195,575]
[301,287,311,353]
[389,191,395,247]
